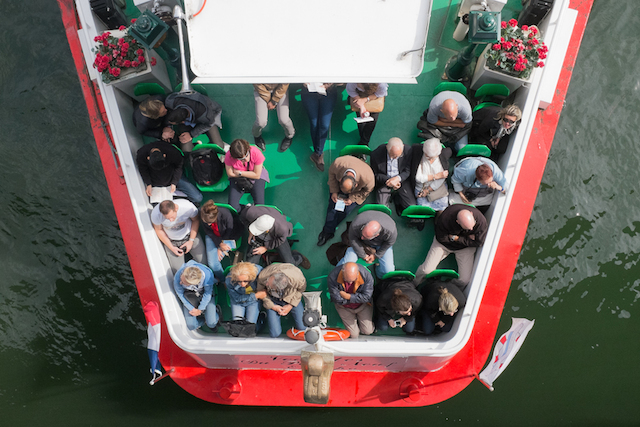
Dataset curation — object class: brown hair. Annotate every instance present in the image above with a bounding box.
[355,83,380,98]
[229,138,251,159]
[139,98,165,119]
[200,200,219,224]
[391,288,412,312]
[229,262,259,283]
[475,164,493,181]
[159,200,176,215]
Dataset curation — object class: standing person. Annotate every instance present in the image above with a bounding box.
[469,104,522,160]
[409,138,452,212]
[173,260,218,332]
[225,262,264,331]
[347,83,389,146]
[419,278,466,335]
[200,200,243,283]
[255,263,307,338]
[417,90,472,152]
[370,137,414,213]
[132,95,175,142]
[252,84,295,152]
[375,278,422,335]
[224,138,269,212]
[327,262,375,339]
[151,199,206,272]
[301,83,340,171]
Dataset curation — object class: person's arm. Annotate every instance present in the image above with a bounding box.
[198,273,214,311]
[433,117,466,128]
[271,84,289,104]
[240,162,262,180]
[169,150,183,186]
[375,230,395,258]
[155,223,182,256]
[181,215,200,254]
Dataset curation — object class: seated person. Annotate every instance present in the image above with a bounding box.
[419,278,466,335]
[327,262,375,339]
[409,138,452,212]
[240,205,310,269]
[317,155,375,246]
[469,104,522,160]
[200,200,243,283]
[414,204,487,286]
[375,278,422,335]
[370,137,414,214]
[165,90,226,152]
[151,199,206,272]
[136,141,202,205]
[255,263,307,338]
[173,260,218,331]
[417,90,472,152]
[225,262,264,332]
[338,210,396,279]
[132,95,175,142]
[449,157,508,208]
[224,138,269,212]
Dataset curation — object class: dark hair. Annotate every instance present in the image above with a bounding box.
[475,164,493,181]
[391,288,412,312]
[229,138,251,159]
[166,108,189,124]
[340,175,356,193]
[355,83,380,97]
[159,200,176,215]
[200,200,219,224]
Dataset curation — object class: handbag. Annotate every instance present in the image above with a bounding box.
[221,319,257,338]
[350,96,385,113]
[426,184,449,202]
[233,177,254,192]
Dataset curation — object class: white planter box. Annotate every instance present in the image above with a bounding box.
[470,45,532,92]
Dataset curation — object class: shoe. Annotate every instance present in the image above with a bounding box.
[256,311,267,333]
[221,142,230,153]
[317,231,334,246]
[254,136,266,151]
[296,252,311,269]
[310,153,325,172]
[279,136,293,152]
[417,219,426,231]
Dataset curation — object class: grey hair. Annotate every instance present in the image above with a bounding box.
[386,137,404,152]
[269,273,291,291]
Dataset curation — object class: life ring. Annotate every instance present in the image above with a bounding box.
[286,327,350,341]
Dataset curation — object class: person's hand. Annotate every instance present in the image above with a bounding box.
[217,248,226,261]
[388,318,397,328]
[267,100,277,110]
[469,234,476,240]
[280,304,293,316]
[487,181,501,191]
[220,242,231,252]
[436,170,449,180]
[490,137,499,148]
[252,246,267,255]
[170,184,176,193]
[179,132,192,144]
[170,245,184,256]
[435,320,445,328]
[459,191,470,204]
[354,98,368,116]
[417,187,429,198]
[343,198,353,206]
[331,193,338,203]
[272,305,285,315]
[162,127,175,141]
[181,240,194,254]
[398,318,407,327]
[364,254,376,264]
[146,185,153,197]
[386,176,401,189]
[255,291,267,300]
[189,308,202,316]
[339,291,351,300]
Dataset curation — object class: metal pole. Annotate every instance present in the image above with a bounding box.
[173,6,191,93]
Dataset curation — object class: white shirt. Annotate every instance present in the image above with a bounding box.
[151,199,199,241]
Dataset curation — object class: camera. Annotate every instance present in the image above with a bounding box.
[395,319,403,327]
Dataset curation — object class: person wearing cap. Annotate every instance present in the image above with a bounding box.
[173,260,219,331]
[327,262,375,339]
[255,263,307,337]
[239,205,310,268]
[417,90,472,153]
[370,137,414,214]
[136,141,202,205]
[409,138,452,212]
[151,199,206,273]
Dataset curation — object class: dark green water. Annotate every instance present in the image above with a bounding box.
[1,0,639,425]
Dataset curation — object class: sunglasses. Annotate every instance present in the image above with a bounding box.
[502,118,516,125]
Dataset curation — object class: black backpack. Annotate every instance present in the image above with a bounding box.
[189,149,223,186]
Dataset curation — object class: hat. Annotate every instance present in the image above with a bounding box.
[149,149,167,170]
[249,214,275,236]
[423,138,442,158]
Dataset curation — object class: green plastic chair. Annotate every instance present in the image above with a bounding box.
[381,270,416,281]
[424,269,460,280]
[457,144,492,158]
[216,202,238,215]
[134,82,166,96]
[433,82,467,96]
[192,134,210,145]
[190,143,229,192]
[401,205,436,219]
[473,101,501,112]
[174,83,208,95]
[474,84,509,103]
[358,204,392,216]
[339,145,372,158]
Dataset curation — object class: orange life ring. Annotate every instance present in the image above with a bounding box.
[286,327,350,341]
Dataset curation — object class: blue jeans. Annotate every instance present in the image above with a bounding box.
[454,134,468,152]
[204,235,225,283]
[176,177,203,205]
[182,299,218,330]
[266,297,305,338]
[338,246,395,279]
[376,316,416,334]
[322,195,359,235]
[301,86,337,155]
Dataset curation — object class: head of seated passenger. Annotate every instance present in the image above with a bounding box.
[392,289,413,317]
[340,175,356,194]
[475,164,493,186]
[166,108,189,125]
[229,139,251,160]
[139,98,167,120]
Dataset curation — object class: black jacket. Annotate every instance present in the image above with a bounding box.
[435,204,487,251]
[201,207,243,248]
[375,279,423,322]
[135,141,184,187]
[132,94,168,139]
[370,144,412,189]
[421,279,466,331]
[469,106,517,159]
[165,91,222,138]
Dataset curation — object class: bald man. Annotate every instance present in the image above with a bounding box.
[417,90,472,152]
[338,210,397,278]
[370,137,414,213]
[414,204,487,286]
[327,262,375,338]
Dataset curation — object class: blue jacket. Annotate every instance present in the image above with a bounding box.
[226,265,263,307]
[173,260,215,311]
[451,157,508,193]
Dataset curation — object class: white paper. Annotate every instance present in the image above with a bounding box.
[335,199,346,212]
[150,186,173,204]
[307,82,327,96]
[354,116,374,124]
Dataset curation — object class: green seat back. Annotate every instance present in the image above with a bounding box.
[424,269,460,280]
[339,145,372,157]
[358,204,392,216]
[473,101,501,112]
[433,82,467,96]
[216,203,238,215]
[134,82,166,96]
[381,270,416,280]
[474,84,510,103]
[401,205,436,219]
[457,144,492,158]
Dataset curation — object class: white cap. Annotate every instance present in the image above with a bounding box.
[249,214,275,236]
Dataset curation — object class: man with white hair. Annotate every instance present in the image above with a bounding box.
[370,137,414,214]
[414,204,487,286]
[417,90,472,152]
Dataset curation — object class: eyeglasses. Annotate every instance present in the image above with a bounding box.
[237,280,251,284]
[502,118,516,125]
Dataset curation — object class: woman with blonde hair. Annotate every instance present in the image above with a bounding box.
[225,262,264,330]
[173,260,218,332]
[419,278,467,335]
[469,104,522,160]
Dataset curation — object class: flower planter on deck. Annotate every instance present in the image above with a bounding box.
[470,45,533,92]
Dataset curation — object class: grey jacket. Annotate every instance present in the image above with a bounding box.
[348,210,397,259]
[165,91,222,137]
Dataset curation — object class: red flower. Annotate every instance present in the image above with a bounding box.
[521,25,529,31]
[513,63,526,72]
[136,48,143,55]
[132,60,139,67]
[492,43,501,51]
[122,42,129,50]
[508,19,518,27]
[537,61,545,67]
[150,57,157,66]
[503,41,513,50]
[138,55,145,63]
[131,18,137,24]
[530,27,538,35]
[538,51,547,59]
[123,60,131,67]
[500,37,505,43]
[501,21,507,29]
[119,25,126,31]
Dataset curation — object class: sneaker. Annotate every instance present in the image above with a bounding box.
[254,136,266,151]
[310,153,325,172]
[279,136,293,152]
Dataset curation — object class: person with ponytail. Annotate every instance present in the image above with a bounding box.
[200,200,243,282]
[375,278,422,335]
[419,278,466,335]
